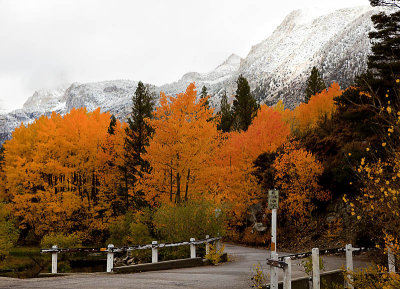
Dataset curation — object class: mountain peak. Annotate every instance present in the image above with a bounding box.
[216,53,242,68]
[0,6,389,144]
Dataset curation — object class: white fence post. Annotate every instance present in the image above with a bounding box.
[106,244,114,273]
[346,244,354,289]
[388,244,396,273]
[283,256,291,289]
[51,245,58,274]
[205,235,210,255]
[312,248,320,289]
[270,251,278,289]
[190,238,196,258]
[152,241,158,263]
[216,233,221,251]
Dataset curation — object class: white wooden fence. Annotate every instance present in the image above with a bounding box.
[267,244,396,289]
[41,235,221,274]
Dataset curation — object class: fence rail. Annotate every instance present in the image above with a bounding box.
[276,246,376,262]
[41,235,221,274]
[268,244,394,289]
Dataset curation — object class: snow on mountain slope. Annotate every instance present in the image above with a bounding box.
[0,5,393,144]
[22,84,70,113]
[159,53,242,107]
[241,6,389,106]
[63,80,141,118]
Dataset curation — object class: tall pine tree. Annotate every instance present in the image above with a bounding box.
[122,81,155,210]
[367,9,400,105]
[232,75,258,131]
[107,114,117,135]
[200,85,210,108]
[217,90,233,132]
[370,0,399,8]
[304,66,326,103]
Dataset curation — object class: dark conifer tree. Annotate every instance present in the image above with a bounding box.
[232,75,258,131]
[367,10,400,105]
[370,0,399,8]
[200,85,209,108]
[217,90,233,132]
[122,81,155,210]
[107,114,117,135]
[304,66,326,103]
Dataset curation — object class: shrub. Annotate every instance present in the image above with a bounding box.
[205,243,225,265]
[153,200,224,242]
[107,210,153,246]
[0,204,19,262]
[347,266,400,289]
[40,233,81,248]
[251,263,267,289]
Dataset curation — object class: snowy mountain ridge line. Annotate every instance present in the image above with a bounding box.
[0,5,394,144]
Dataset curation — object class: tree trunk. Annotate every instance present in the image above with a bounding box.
[184,169,190,202]
[175,172,181,203]
[170,165,173,202]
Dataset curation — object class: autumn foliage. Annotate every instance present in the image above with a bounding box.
[1,108,125,241]
[293,82,342,134]
[0,81,338,245]
[273,141,330,225]
[137,83,220,204]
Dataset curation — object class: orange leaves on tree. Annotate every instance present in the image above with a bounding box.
[137,83,219,205]
[273,141,330,225]
[1,108,125,239]
[214,104,291,224]
[294,82,342,133]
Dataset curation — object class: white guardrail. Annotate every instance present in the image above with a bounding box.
[41,235,221,274]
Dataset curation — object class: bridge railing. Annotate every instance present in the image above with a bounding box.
[41,235,221,274]
[267,244,395,289]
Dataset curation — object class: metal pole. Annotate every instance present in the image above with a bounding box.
[345,244,354,289]
[312,248,320,289]
[270,208,278,289]
[283,256,291,289]
[271,208,277,253]
[270,252,278,289]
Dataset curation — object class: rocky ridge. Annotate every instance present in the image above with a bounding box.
[0,6,392,144]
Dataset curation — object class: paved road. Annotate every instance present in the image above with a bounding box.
[0,243,371,289]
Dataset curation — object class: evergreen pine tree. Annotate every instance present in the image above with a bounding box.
[232,75,258,131]
[367,10,400,104]
[122,81,155,210]
[217,90,233,132]
[304,67,326,103]
[370,0,399,8]
[107,114,117,135]
[200,85,209,107]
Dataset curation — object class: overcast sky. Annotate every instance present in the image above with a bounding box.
[0,0,369,112]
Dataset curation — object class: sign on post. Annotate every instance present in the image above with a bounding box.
[268,189,279,209]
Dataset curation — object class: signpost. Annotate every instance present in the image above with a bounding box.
[268,189,279,289]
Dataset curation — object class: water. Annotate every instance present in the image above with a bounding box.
[0,248,106,278]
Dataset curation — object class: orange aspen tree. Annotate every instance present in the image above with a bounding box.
[273,141,330,225]
[1,108,125,240]
[137,83,220,205]
[294,82,342,134]
[214,104,291,225]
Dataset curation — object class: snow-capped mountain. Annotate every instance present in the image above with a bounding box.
[161,6,391,107]
[0,5,391,144]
